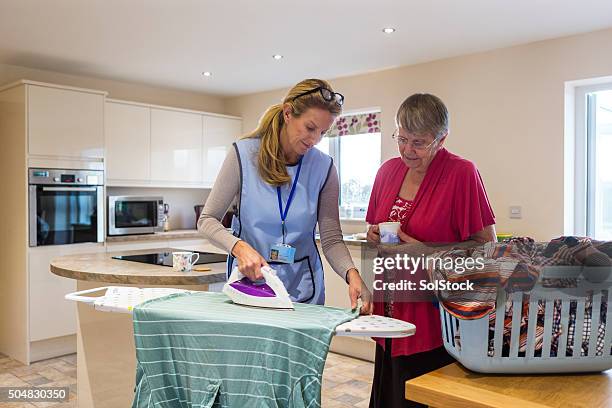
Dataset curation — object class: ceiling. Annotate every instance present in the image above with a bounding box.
[1,0,612,96]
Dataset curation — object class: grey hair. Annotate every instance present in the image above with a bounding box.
[396,93,449,139]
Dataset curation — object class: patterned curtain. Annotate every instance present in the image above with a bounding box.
[327,112,381,137]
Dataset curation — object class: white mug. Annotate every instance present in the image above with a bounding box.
[379,222,401,244]
[172,251,200,272]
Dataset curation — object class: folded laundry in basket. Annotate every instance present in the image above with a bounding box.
[131,291,357,408]
[427,241,541,320]
[428,236,612,321]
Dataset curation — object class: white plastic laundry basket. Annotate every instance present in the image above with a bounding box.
[440,266,612,373]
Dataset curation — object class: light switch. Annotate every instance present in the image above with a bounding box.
[509,206,522,219]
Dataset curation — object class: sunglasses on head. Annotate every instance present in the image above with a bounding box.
[292,86,344,106]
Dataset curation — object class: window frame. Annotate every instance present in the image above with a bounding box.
[574,82,612,237]
[317,108,382,220]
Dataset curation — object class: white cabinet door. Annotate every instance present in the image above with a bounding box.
[202,116,241,187]
[321,245,363,309]
[29,243,105,342]
[150,108,202,184]
[27,85,104,159]
[105,102,150,181]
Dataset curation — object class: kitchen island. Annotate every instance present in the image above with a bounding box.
[50,247,227,408]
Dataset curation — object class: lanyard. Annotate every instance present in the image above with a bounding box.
[276,157,303,244]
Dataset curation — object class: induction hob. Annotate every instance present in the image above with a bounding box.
[112,251,227,267]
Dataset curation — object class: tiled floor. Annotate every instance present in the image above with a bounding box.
[0,352,373,407]
[0,353,76,408]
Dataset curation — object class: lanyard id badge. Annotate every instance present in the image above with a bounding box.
[269,243,296,263]
[269,157,302,264]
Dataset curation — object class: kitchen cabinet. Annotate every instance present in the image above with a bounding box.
[27,83,105,159]
[0,80,108,365]
[104,98,241,188]
[320,242,376,362]
[105,101,151,182]
[28,243,106,361]
[202,115,241,187]
[151,108,203,184]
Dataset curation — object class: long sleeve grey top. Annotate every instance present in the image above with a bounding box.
[197,147,356,281]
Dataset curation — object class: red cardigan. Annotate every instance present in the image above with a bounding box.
[366,148,495,357]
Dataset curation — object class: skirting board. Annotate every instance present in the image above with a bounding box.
[30,334,76,363]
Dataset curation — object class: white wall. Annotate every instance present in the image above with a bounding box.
[225,27,612,241]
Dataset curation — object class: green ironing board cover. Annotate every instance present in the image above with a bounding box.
[131,291,357,408]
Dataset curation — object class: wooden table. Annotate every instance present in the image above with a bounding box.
[405,362,611,408]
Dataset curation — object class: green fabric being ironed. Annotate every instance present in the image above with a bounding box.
[131,292,357,408]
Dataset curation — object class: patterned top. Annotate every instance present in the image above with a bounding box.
[385,196,414,318]
[388,196,413,223]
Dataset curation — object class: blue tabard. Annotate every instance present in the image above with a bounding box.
[228,138,333,305]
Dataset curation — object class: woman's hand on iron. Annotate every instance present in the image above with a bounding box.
[366,225,380,243]
[231,240,268,281]
[347,269,374,315]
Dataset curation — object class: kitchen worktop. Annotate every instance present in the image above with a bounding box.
[106,229,203,242]
[106,229,369,247]
[50,247,227,285]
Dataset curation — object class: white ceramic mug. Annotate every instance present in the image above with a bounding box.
[172,251,200,272]
[379,222,401,244]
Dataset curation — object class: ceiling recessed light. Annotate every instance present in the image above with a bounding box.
[382,27,396,34]
[272,54,283,60]
[202,71,212,77]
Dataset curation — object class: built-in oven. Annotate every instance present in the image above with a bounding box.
[107,196,164,236]
[29,168,104,247]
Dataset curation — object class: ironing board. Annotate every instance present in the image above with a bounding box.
[66,286,415,338]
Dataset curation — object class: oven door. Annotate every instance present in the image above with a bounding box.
[108,198,162,235]
[29,185,104,246]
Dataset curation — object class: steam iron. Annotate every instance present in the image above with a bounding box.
[223,266,294,310]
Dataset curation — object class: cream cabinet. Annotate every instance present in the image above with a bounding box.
[319,242,376,362]
[27,84,105,159]
[105,101,151,182]
[28,243,105,362]
[150,108,203,184]
[103,98,241,188]
[203,116,241,187]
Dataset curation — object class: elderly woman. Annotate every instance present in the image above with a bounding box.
[366,94,496,407]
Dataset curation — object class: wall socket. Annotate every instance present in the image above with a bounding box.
[509,206,522,219]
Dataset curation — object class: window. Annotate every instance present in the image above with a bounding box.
[575,84,612,240]
[316,111,381,219]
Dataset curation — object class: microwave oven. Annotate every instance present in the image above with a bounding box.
[107,196,164,236]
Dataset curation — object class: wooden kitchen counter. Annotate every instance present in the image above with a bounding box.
[405,362,611,408]
[50,246,228,408]
[50,247,227,285]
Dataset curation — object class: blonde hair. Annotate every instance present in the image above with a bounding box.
[396,93,449,139]
[244,79,342,186]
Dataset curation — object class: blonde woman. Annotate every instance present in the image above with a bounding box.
[198,79,372,313]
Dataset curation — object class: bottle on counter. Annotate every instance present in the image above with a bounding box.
[163,203,170,232]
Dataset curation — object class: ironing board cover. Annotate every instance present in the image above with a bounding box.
[93,287,189,313]
[131,291,357,408]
